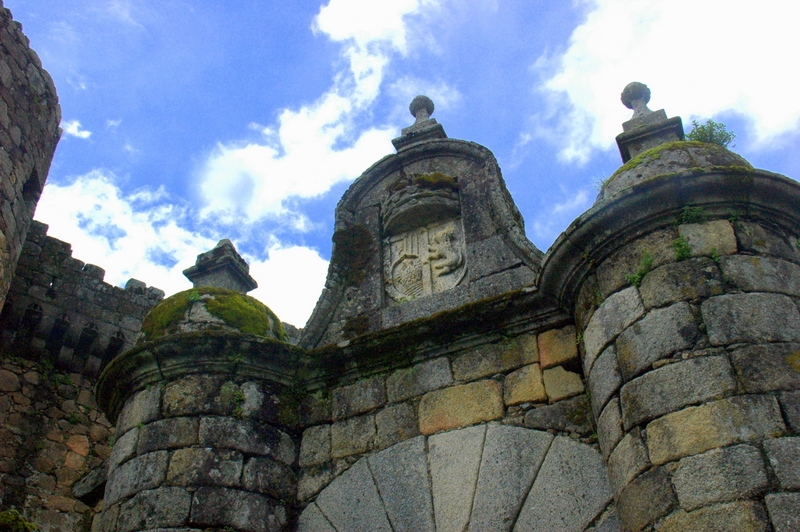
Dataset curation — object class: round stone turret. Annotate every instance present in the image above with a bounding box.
[597,140,753,202]
[138,286,286,344]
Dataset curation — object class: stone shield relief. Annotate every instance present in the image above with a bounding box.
[384,218,467,302]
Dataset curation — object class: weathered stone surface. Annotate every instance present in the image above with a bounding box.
[646,395,786,465]
[504,363,546,405]
[331,413,375,458]
[524,394,593,435]
[332,375,386,419]
[117,384,162,435]
[721,255,800,296]
[108,426,139,471]
[386,357,453,403]
[542,365,584,403]
[778,390,800,433]
[167,448,242,487]
[659,500,769,532]
[583,287,644,373]
[588,345,622,416]
[538,325,578,369]
[105,450,169,505]
[620,355,736,429]
[314,459,392,532]
[137,417,198,454]
[451,335,537,382]
[615,301,700,380]
[616,467,676,532]
[191,487,287,532]
[297,503,336,532]
[588,508,621,532]
[299,424,331,467]
[470,425,552,532]
[516,436,612,532]
[734,221,800,260]
[375,402,419,449]
[199,417,294,465]
[730,343,800,393]
[702,292,800,346]
[0,368,20,392]
[678,220,737,258]
[243,457,296,501]
[117,488,191,532]
[429,425,485,532]
[597,398,623,460]
[368,436,435,532]
[639,257,724,309]
[418,380,503,435]
[594,228,676,298]
[162,375,222,417]
[765,492,800,532]
[607,428,650,496]
[764,437,800,489]
[672,444,768,511]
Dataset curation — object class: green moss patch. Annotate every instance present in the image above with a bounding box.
[0,510,37,531]
[412,171,458,191]
[140,287,286,342]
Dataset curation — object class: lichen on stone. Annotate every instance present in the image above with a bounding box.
[412,171,458,191]
[331,224,375,288]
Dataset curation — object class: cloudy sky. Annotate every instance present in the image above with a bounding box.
[5,0,799,326]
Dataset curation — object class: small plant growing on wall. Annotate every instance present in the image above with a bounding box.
[686,119,736,148]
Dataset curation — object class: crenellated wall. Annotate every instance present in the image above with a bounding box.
[0,221,164,379]
[0,0,61,312]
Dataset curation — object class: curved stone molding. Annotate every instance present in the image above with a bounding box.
[298,424,613,532]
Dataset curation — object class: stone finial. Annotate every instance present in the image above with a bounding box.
[392,95,447,151]
[182,238,257,293]
[615,82,684,162]
[621,82,652,119]
[410,95,435,123]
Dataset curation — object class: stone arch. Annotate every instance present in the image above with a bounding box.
[298,424,613,531]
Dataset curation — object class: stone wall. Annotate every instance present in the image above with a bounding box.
[571,188,800,530]
[296,324,618,530]
[0,221,164,378]
[0,0,61,312]
[0,356,113,531]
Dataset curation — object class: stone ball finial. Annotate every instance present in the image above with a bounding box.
[621,82,650,110]
[410,95,435,121]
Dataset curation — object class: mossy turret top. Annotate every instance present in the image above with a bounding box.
[139,286,286,344]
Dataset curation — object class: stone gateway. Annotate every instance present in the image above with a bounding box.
[1,6,800,531]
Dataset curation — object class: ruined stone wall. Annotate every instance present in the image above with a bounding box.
[0,357,113,531]
[0,1,61,312]
[0,221,164,378]
[576,213,800,530]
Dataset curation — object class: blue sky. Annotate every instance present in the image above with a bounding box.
[5,0,799,326]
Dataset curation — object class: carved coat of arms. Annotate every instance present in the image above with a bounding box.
[384,219,467,302]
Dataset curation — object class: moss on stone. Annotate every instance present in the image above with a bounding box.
[412,171,458,191]
[140,287,286,341]
[0,510,37,531]
[331,224,375,288]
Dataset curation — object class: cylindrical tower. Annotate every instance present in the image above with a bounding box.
[96,244,303,532]
[542,85,800,531]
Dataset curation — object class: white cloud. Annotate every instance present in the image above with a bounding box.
[107,119,122,128]
[536,0,800,163]
[247,245,330,328]
[197,0,442,225]
[62,120,92,139]
[35,171,328,326]
[531,187,592,246]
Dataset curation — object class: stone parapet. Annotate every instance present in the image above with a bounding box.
[0,221,164,378]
